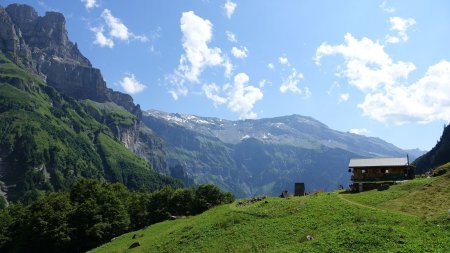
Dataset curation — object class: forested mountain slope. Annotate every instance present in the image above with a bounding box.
[414,124,450,173]
[0,4,180,204]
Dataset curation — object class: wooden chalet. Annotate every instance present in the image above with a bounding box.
[348,156,415,192]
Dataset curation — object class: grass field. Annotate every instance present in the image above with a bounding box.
[91,170,450,253]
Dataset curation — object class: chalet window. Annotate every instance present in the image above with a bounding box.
[385,169,389,173]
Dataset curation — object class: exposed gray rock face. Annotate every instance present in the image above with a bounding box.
[5,4,89,66]
[0,6,34,69]
[134,124,171,174]
[0,4,140,116]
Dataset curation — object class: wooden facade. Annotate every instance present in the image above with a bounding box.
[348,157,415,192]
[351,166,413,181]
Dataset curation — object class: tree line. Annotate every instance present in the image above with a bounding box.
[0,179,234,252]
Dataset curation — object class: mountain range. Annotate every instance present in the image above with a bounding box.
[141,110,425,197]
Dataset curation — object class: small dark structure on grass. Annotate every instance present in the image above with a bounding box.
[294,183,305,196]
[348,156,415,192]
[280,190,289,198]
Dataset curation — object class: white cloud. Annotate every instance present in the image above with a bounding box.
[358,60,450,124]
[390,17,415,32]
[259,79,268,88]
[101,9,130,40]
[267,63,274,70]
[178,11,223,82]
[327,81,341,95]
[223,56,234,78]
[316,25,450,125]
[224,0,237,19]
[385,17,416,44]
[169,86,188,100]
[101,9,150,42]
[380,0,395,13]
[315,33,416,91]
[385,35,401,44]
[279,69,311,97]
[120,74,146,94]
[279,56,289,65]
[317,34,450,124]
[168,11,231,100]
[166,74,188,100]
[226,30,237,42]
[203,83,227,106]
[227,73,263,119]
[81,0,98,9]
[280,68,305,95]
[91,9,148,48]
[203,73,263,119]
[91,26,114,48]
[169,89,187,100]
[349,128,370,135]
[339,93,350,102]
[231,46,248,59]
[132,34,149,43]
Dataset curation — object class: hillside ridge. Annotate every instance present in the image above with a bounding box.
[91,170,450,252]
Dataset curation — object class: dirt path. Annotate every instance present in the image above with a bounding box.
[337,194,378,210]
[337,193,417,218]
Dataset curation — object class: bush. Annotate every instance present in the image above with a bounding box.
[194,184,233,213]
[0,180,234,253]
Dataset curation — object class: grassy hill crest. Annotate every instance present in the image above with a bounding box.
[91,168,450,253]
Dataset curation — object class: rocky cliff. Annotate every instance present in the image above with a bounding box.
[0,4,185,202]
[0,3,163,167]
[0,45,181,202]
[0,4,139,115]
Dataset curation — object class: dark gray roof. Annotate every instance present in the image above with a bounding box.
[349,157,409,168]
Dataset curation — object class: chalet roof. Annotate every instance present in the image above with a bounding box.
[349,157,410,168]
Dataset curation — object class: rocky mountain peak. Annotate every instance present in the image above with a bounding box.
[35,11,69,47]
[0,3,140,117]
[0,5,33,68]
[5,4,89,66]
[4,4,38,24]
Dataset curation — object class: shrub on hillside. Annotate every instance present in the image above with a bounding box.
[0,179,234,253]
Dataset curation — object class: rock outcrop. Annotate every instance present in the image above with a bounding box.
[0,6,34,70]
[0,4,141,116]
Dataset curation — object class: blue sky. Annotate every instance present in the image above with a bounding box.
[3,0,450,151]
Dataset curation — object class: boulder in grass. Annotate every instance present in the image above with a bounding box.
[129,242,141,249]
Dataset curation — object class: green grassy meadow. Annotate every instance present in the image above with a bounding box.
[91,170,450,253]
